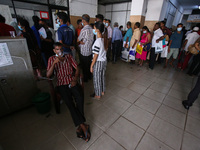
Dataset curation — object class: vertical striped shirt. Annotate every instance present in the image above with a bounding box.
[78,25,94,56]
[47,54,77,86]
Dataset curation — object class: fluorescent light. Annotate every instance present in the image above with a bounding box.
[199,6,200,9]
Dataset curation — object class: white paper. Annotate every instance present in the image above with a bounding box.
[39,27,47,39]
[0,43,13,67]
[155,41,163,54]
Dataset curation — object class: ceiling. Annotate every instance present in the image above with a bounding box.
[98,0,131,5]
[176,0,200,9]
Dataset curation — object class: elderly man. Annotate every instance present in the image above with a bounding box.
[112,22,122,63]
[77,14,94,82]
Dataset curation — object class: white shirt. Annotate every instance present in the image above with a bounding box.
[152,28,164,47]
[185,32,200,51]
[107,26,112,39]
[92,38,107,61]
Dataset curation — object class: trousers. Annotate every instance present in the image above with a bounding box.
[80,54,92,82]
[185,76,200,106]
[112,40,121,62]
[58,84,85,127]
[188,54,200,75]
[93,61,107,96]
[149,47,156,69]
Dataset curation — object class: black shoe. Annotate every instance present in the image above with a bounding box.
[182,100,190,110]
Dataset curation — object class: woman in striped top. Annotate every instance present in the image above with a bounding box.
[90,21,108,99]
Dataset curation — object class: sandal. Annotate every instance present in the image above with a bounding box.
[84,125,91,142]
[76,130,84,139]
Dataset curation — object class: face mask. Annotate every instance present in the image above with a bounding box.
[18,25,23,31]
[81,22,84,26]
[105,23,108,27]
[55,50,63,57]
[103,22,106,25]
[121,29,123,31]
[56,23,60,28]
[94,21,96,23]
[57,19,60,25]
[93,29,97,35]
[177,27,182,31]
[143,31,147,34]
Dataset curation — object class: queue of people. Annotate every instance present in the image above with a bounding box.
[1,12,200,143]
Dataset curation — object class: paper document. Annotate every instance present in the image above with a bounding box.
[0,43,13,67]
[39,27,47,39]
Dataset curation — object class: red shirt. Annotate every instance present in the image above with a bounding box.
[47,54,77,86]
[0,23,16,36]
[76,28,81,37]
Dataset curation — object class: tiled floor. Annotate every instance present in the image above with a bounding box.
[1,61,200,150]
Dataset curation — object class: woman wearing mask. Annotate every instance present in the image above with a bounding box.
[18,17,42,79]
[136,26,151,66]
[90,21,108,99]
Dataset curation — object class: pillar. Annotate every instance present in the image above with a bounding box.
[144,0,166,31]
[130,0,146,28]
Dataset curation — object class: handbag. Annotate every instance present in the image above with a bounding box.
[143,43,152,52]
[155,41,163,54]
[188,44,199,55]
[136,43,143,55]
[121,48,130,62]
[129,48,136,60]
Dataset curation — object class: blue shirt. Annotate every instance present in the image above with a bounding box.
[123,28,133,44]
[170,31,183,48]
[57,24,74,53]
[31,25,41,49]
[112,27,122,43]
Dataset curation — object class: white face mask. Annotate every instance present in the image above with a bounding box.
[177,27,182,31]
[143,31,147,34]
[55,50,63,57]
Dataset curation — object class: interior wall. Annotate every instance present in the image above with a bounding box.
[98,2,131,30]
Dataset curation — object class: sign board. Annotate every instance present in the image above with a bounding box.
[187,15,200,23]
[40,11,49,19]
[0,43,13,67]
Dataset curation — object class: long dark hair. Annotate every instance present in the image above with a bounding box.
[142,26,150,33]
[94,21,108,50]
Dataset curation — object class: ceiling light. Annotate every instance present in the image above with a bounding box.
[199,6,200,9]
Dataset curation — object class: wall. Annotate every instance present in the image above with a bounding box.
[98,2,131,30]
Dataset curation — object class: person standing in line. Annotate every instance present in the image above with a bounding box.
[76,19,83,38]
[123,21,133,49]
[160,20,172,37]
[95,14,104,23]
[187,37,200,76]
[182,75,200,110]
[136,26,151,66]
[90,22,108,99]
[57,12,75,55]
[112,22,122,63]
[177,27,200,70]
[67,19,75,36]
[105,19,112,61]
[47,23,56,42]
[47,42,90,142]
[0,14,16,36]
[164,23,184,68]
[77,14,94,82]
[149,22,164,70]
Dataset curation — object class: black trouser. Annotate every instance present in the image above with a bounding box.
[80,54,92,82]
[112,40,121,62]
[185,76,200,106]
[188,54,200,75]
[149,47,156,69]
[107,43,112,61]
[58,84,85,127]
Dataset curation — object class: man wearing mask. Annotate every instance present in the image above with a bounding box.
[105,19,112,61]
[149,22,164,70]
[164,23,183,68]
[123,21,133,48]
[57,12,75,55]
[77,14,94,82]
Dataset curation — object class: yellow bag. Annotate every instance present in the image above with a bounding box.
[136,43,143,55]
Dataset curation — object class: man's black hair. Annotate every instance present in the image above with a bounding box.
[107,19,111,23]
[135,22,140,28]
[53,42,63,48]
[0,14,6,23]
[40,18,47,24]
[156,22,161,27]
[32,16,40,24]
[177,23,183,27]
[77,19,82,25]
[57,12,68,24]
[161,21,166,26]
[127,21,131,27]
[95,14,104,22]
[82,14,90,23]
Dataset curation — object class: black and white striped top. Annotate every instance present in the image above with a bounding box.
[78,25,94,56]
[92,38,107,61]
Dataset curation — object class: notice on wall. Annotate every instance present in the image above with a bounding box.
[0,43,13,67]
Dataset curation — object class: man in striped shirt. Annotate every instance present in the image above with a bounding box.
[47,42,90,142]
[78,14,94,82]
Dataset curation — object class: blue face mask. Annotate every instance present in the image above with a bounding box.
[93,29,97,35]
[177,27,182,32]
[56,23,60,28]
[105,23,108,27]
[18,25,23,31]
[81,22,84,26]
[57,19,60,25]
